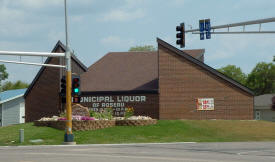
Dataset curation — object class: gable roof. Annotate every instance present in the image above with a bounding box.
[0,88,26,104]
[24,41,87,98]
[157,38,254,96]
[81,49,204,93]
[81,51,158,92]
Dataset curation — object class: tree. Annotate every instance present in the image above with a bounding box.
[128,45,156,52]
[218,65,247,85]
[2,80,29,91]
[0,64,8,82]
[246,62,275,95]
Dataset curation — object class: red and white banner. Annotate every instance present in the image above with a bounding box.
[197,98,214,110]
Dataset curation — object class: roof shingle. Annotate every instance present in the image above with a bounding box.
[81,49,204,92]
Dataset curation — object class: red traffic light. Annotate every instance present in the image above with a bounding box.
[73,96,80,103]
[73,78,79,82]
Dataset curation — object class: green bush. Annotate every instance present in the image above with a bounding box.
[125,107,134,119]
[89,108,113,120]
[89,110,96,117]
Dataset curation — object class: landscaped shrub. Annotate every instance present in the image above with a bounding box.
[125,107,134,119]
[89,108,113,120]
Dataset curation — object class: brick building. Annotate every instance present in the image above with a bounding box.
[24,41,87,122]
[24,38,254,121]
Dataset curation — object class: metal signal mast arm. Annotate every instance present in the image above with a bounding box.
[0,51,65,57]
[0,51,65,68]
[186,17,275,34]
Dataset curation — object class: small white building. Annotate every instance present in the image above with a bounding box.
[0,89,26,127]
[254,94,275,122]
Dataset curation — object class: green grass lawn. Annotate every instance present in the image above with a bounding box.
[1,120,275,146]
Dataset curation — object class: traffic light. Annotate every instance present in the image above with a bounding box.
[72,76,80,96]
[60,76,66,97]
[72,96,80,103]
[60,75,81,103]
[176,23,185,48]
[60,76,66,103]
[72,75,80,103]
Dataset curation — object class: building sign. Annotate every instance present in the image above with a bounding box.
[79,95,146,116]
[197,98,214,110]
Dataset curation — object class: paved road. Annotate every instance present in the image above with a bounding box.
[1,142,275,162]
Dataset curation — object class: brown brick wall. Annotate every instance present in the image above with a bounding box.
[25,46,86,122]
[25,57,60,122]
[158,45,253,120]
[80,94,159,119]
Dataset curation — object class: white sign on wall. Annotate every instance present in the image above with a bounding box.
[197,98,214,110]
[79,95,147,116]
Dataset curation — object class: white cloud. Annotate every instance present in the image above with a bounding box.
[233,0,275,10]
[204,34,275,74]
[123,0,147,8]
[100,36,135,49]
[47,31,64,42]
[207,49,233,61]
[0,5,25,23]
[71,15,84,23]
[2,0,62,9]
[206,36,248,61]
[100,9,145,22]
[0,0,95,9]
[98,0,146,22]
[2,0,94,9]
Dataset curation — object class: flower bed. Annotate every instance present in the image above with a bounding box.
[34,114,157,131]
[34,120,115,131]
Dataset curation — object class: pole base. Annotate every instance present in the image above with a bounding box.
[64,133,74,142]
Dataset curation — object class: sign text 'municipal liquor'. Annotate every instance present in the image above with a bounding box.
[80,96,146,103]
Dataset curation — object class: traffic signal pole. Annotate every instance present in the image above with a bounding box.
[185,17,275,34]
[0,0,75,144]
[177,17,275,48]
[63,0,74,144]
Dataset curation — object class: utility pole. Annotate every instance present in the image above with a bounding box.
[0,0,75,144]
[63,0,74,144]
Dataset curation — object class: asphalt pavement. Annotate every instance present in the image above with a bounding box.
[1,142,275,162]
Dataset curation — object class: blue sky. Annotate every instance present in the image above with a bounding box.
[0,0,274,83]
